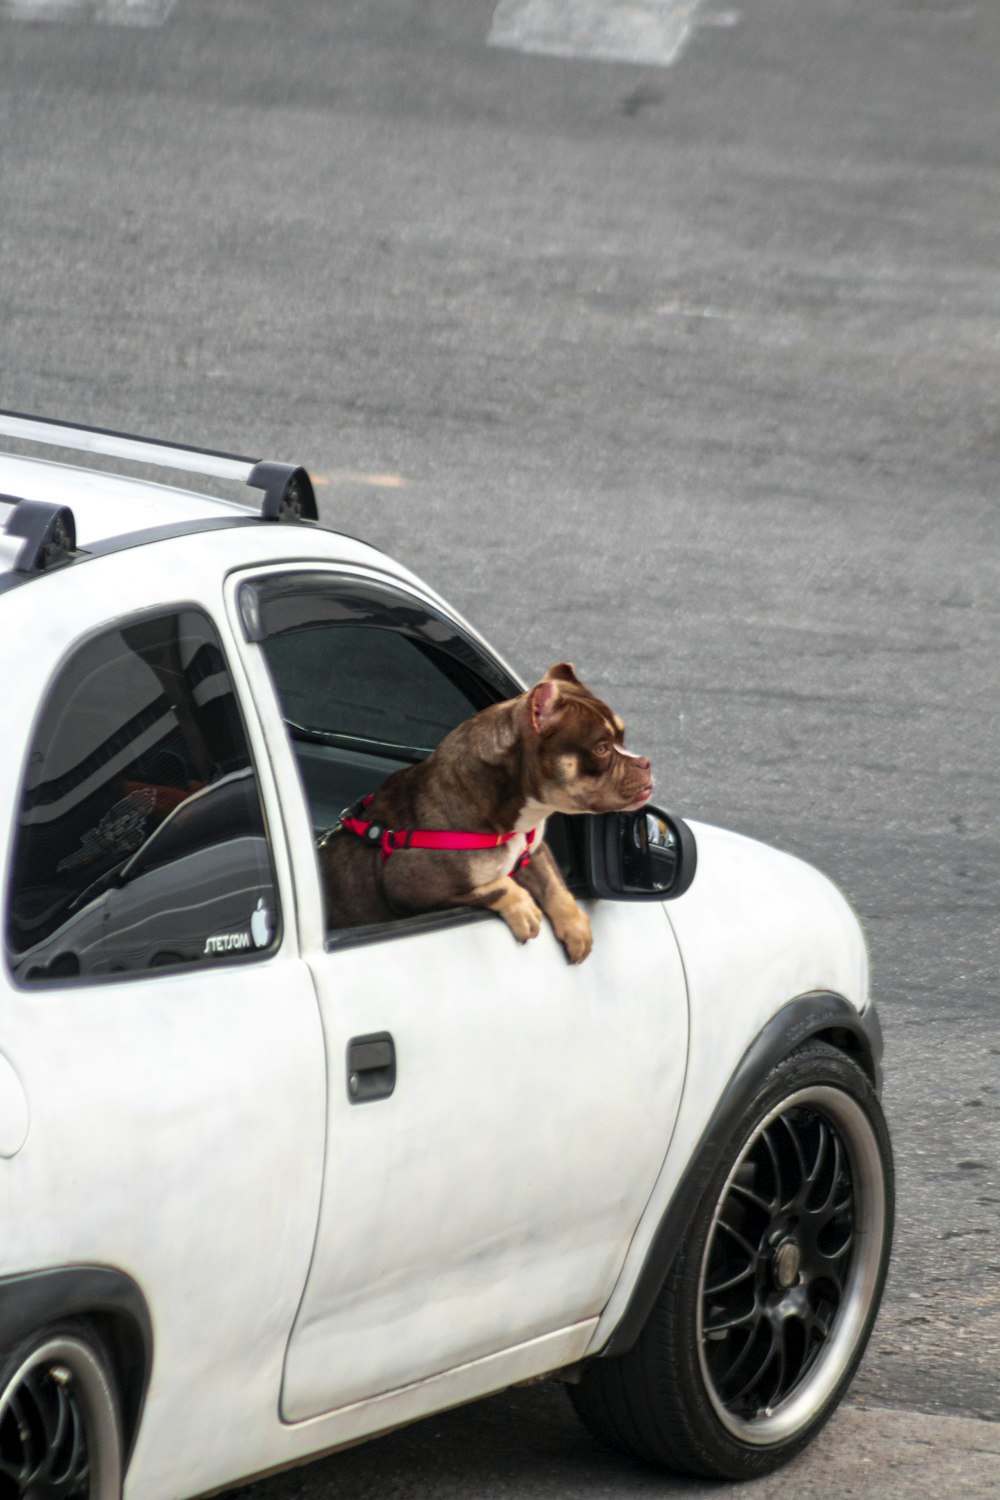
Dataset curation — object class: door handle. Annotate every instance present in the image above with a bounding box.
[346,1032,396,1104]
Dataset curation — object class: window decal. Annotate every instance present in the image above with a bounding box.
[204,899,274,956]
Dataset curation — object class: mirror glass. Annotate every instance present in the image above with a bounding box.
[622,810,679,893]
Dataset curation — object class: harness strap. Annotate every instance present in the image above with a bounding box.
[339,795,536,870]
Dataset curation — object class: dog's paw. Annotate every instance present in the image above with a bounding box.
[557,910,593,965]
[501,887,544,944]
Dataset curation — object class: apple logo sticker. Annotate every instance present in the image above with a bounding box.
[251,898,273,950]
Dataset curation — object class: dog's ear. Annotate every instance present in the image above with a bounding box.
[543,662,582,686]
[527,679,564,736]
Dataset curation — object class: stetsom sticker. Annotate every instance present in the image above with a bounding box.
[205,900,273,957]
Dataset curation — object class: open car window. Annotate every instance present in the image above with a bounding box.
[240,571,588,916]
[240,573,518,830]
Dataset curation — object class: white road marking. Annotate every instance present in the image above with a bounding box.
[489,0,711,68]
[0,0,176,25]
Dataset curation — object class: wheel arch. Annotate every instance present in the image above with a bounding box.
[598,990,884,1359]
[0,1265,153,1468]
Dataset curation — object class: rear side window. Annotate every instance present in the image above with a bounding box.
[6,608,279,983]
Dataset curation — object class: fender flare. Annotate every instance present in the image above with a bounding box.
[599,990,884,1358]
[0,1265,153,1468]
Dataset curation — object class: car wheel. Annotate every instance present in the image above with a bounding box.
[570,1041,894,1479]
[0,1329,123,1499]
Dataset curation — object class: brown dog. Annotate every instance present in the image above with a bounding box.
[318,663,653,963]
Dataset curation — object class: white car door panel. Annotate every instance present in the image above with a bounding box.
[229,563,690,1422]
[0,592,331,1499]
[0,960,328,1500]
[282,899,687,1420]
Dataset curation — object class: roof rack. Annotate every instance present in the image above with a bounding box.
[0,409,318,523]
[0,494,77,575]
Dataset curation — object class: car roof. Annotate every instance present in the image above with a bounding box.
[0,414,499,678]
[0,411,331,592]
[0,451,250,544]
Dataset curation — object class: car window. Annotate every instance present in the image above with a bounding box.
[6,608,280,983]
[263,625,478,757]
[241,573,520,835]
[240,570,583,931]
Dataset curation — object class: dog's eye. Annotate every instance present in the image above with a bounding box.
[592,741,611,757]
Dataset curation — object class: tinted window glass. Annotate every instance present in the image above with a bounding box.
[240,573,518,751]
[6,609,279,982]
[240,573,521,838]
[241,572,584,914]
[263,625,479,754]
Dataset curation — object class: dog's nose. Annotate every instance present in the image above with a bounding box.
[633,755,651,774]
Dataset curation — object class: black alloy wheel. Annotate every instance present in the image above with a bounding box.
[569,1042,894,1479]
[697,1078,886,1446]
[0,1332,122,1500]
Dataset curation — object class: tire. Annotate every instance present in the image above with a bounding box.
[570,1042,894,1480]
[0,1328,123,1500]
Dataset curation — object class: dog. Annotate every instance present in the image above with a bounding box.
[318,663,653,963]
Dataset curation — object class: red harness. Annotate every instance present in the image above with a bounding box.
[339,795,537,870]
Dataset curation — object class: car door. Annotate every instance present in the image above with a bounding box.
[232,564,690,1422]
[0,596,328,1496]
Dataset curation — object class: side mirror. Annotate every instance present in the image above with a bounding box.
[582,805,697,902]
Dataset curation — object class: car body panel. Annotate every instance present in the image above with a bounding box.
[587,820,871,1353]
[283,898,688,1422]
[0,528,332,1498]
[0,452,249,542]
[0,961,327,1500]
[0,451,884,1499]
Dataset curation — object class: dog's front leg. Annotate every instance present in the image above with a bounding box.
[455,875,544,944]
[515,842,593,964]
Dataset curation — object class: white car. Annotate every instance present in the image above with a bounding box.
[0,412,893,1497]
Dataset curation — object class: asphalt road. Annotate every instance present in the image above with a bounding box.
[2,0,999,1493]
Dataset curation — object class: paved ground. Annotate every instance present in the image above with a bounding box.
[2,0,998,1492]
[225,1390,1000,1500]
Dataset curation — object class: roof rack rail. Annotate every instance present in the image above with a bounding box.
[0,410,318,523]
[0,494,78,575]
